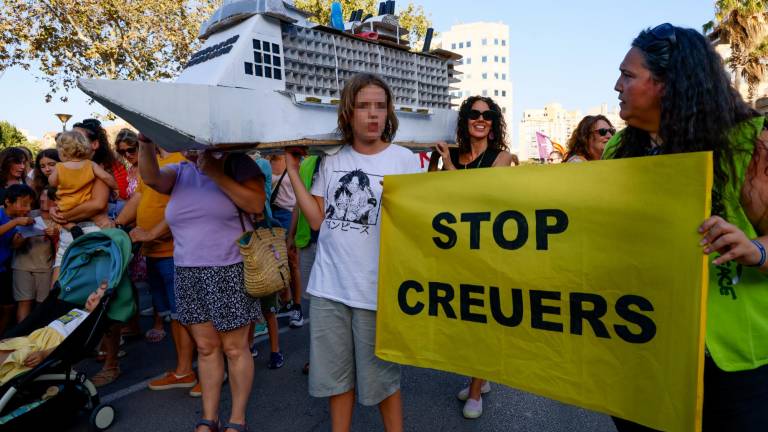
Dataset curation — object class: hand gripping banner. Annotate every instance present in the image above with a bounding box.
[376,153,712,432]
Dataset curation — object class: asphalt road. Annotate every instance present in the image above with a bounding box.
[60,290,618,432]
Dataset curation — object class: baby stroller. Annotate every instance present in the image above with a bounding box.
[0,229,135,431]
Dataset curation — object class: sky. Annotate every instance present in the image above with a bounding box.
[0,0,716,150]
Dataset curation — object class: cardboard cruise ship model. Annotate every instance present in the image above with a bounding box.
[77,0,461,153]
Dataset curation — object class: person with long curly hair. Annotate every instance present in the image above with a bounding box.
[427,95,513,420]
[429,96,514,170]
[604,23,768,431]
[564,115,615,162]
[0,147,29,203]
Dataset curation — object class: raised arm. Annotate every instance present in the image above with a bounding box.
[285,150,324,231]
[91,161,119,190]
[138,135,176,195]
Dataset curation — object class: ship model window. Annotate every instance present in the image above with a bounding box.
[274,68,282,80]
[272,43,280,54]
[263,42,271,53]
[244,62,253,75]
[264,54,272,65]
[273,56,281,67]
[254,65,263,77]
[265,66,272,78]
[254,52,262,63]
[253,39,261,50]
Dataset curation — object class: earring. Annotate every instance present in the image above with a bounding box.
[489,131,495,140]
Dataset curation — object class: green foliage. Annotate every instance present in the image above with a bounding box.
[0,121,31,150]
[0,0,222,102]
[708,0,768,101]
[293,0,432,44]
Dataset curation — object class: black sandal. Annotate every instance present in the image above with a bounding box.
[222,422,247,432]
[195,419,219,432]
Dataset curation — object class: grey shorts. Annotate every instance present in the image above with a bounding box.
[308,295,401,406]
[12,270,52,302]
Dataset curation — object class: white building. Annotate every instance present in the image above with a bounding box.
[436,22,514,144]
[517,102,625,161]
[518,103,581,161]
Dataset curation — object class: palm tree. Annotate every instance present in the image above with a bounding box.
[705,1,768,103]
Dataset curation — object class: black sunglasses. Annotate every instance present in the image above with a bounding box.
[593,128,616,137]
[649,23,676,46]
[117,146,138,156]
[468,109,499,121]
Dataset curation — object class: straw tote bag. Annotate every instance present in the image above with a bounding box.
[236,210,291,298]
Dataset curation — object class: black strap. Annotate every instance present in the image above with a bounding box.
[270,171,287,207]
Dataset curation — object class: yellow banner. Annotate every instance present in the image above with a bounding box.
[376,153,712,432]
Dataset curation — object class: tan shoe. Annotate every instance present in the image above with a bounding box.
[148,371,197,390]
[189,381,202,398]
[91,367,120,387]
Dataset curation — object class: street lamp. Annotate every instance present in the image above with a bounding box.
[55,113,72,131]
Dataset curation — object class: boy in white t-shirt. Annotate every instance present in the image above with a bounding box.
[285,73,420,431]
[0,281,107,384]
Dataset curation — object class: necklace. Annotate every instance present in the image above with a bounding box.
[463,150,487,169]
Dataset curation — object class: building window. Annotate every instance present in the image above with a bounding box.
[482,90,488,96]
[502,107,506,113]
[466,74,472,79]
[459,42,464,48]
[466,57,471,64]
[451,43,456,49]
[482,38,487,45]
[482,73,488,79]
[494,90,499,96]
[494,72,499,79]
[467,41,472,47]
[502,57,506,63]
[502,90,507,97]
[502,40,507,46]
[494,38,499,45]
[482,56,487,63]
[502,73,507,80]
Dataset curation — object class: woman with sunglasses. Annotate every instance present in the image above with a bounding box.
[429,96,514,172]
[605,24,768,431]
[115,129,140,198]
[429,96,512,420]
[564,115,615,162]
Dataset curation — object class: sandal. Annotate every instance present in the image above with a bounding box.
[195,419,219,432]
[91,366,120,387]
[222,422,247,432]
[145,328,167,343]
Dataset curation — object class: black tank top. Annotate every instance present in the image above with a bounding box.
[448,147,501,170]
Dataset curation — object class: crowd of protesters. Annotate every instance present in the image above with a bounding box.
[1,20,767,432]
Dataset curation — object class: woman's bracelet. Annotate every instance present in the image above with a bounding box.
[749,239,767,268]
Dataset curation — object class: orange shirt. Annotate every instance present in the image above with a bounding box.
[137,152,185,258]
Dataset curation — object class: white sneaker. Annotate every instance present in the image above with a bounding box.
[457,381,491,401]
[462,397,483,419]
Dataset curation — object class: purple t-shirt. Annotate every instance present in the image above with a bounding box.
[165,154,262,267]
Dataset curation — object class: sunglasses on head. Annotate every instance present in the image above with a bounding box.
[649,23,676,45]
[468,109,499,122]
[117,146,138,156]
[593,128,616,137]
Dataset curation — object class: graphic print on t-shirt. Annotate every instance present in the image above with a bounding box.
[324,169,382,227]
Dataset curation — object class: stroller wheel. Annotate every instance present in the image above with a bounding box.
[90,403,115,431]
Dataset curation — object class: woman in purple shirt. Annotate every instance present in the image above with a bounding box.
[138,135,265,432]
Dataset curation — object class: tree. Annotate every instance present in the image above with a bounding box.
[0,121,31,149]
[705,1,768,102]
[0,0,220,102]
[293,0,432,45]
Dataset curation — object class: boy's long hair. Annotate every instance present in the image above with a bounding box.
[337,73,398,144]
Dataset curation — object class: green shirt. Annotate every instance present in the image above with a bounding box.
[294,156,319,249]
[603,117,768,371]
